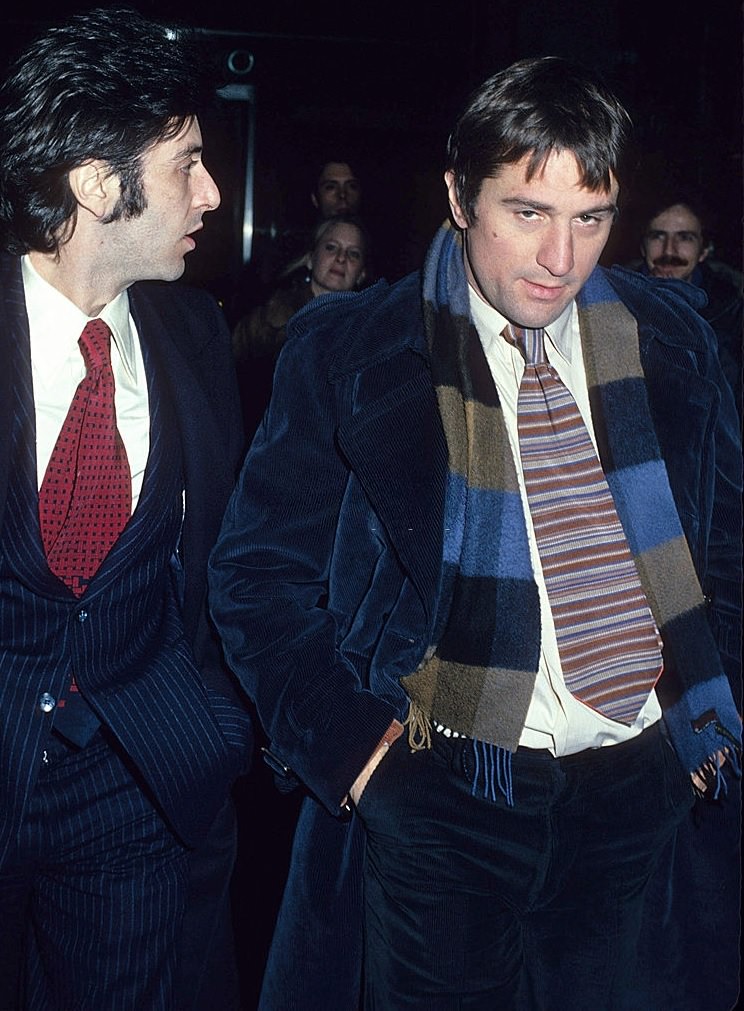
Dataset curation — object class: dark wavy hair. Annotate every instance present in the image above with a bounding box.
[446,56,632,224]
[0,7,215,254]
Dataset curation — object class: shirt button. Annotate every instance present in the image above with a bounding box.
[77,610,89,622]
[39,692,56,713]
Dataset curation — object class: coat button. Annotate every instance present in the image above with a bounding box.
[77,610,89,622]
[39,692,56,713]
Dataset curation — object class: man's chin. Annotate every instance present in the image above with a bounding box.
[157,260,187,283]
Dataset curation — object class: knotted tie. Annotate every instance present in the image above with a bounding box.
[505,324,662,724]
[39,319,132,597]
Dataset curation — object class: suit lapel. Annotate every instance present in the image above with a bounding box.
[0,256,29,532]
[128,286,233,631]
[0,260,186,599]
[0,256,70,595]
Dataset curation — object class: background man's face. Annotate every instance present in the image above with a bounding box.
[446,150,618,329]
[641,203,708,281]
[312,162,361,218]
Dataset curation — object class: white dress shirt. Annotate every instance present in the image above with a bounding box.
[22,255,150,512]
[469,286,662,756]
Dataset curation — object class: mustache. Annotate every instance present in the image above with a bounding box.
[652,255,688,268]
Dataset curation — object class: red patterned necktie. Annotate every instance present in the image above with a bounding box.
[39,318,132,597]
[505,324,663,724]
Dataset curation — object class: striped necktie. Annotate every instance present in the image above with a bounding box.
[505,324,663,724]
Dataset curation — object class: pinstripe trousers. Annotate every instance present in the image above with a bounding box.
[0,729,189,1011]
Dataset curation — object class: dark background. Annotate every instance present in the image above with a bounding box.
[1,3,741,1007]
[2,1,742,300]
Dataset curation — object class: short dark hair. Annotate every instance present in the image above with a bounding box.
[446,56,632,223]
[641,191,713,245]
[313,158,359,184]
[0,6,215,254]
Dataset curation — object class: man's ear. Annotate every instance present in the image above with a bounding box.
[68,160,119,219]
[445,170,469,230]
[310,191,319,210]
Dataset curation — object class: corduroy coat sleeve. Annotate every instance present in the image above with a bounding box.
[208,291,403,814]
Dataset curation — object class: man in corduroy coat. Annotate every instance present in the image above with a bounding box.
[210,57,741,1011]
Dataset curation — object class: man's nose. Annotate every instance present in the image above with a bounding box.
[537,225,574,276]
[198,164,221,211]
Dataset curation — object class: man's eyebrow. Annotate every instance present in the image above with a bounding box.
[172,142,203,161]
[501,196,618,216]
[584,201,618,217]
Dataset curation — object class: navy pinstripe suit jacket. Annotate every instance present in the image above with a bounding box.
[0,253,252,860]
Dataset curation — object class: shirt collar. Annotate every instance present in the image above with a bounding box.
[21,255,137,382]
[467,283,578,365]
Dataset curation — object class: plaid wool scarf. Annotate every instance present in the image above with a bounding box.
[401,222,740,797]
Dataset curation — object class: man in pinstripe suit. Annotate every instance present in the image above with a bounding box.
[0,8,252,1009]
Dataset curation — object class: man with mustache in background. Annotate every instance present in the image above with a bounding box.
[638,195,742,415]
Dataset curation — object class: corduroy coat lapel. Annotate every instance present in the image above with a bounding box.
[328,280,447,623]
[336,369,446,622]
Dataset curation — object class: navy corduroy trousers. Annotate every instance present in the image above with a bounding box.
[357,722,694,1011]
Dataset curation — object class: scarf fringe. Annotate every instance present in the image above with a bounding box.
[692,724,742,800]
[405,702,516,807]
[471,739,514,807]
[405,700,432,751]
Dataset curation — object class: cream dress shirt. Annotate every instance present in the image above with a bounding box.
[469,286,662,756]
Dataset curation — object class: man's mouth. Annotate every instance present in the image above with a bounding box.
[183,223,203,252]
[522,279,568,300]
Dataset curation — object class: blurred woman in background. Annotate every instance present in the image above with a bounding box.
[234,214,368,360]
[232,214,370,441]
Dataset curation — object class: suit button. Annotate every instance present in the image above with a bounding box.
[77,610,89,622]
[39,692,56,713]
